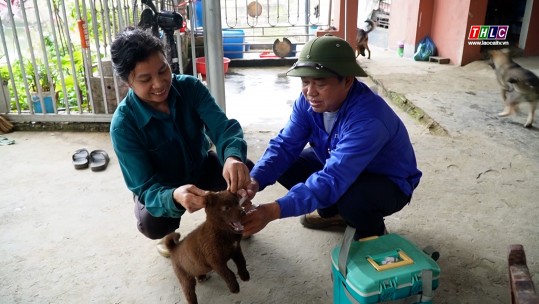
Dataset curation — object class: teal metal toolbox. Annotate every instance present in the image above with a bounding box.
[331,226,440,304]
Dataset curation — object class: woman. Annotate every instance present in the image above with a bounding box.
[110,28,252,257]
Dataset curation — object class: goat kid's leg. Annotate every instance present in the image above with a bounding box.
[231,248,250,281]
[366,43,371,59]
[174,264,198,304]
[213,264,240,293]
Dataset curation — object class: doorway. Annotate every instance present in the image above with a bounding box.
[482,0,527,55]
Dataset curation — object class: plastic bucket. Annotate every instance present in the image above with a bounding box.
[222,29,245,59]
[195,57,231,76]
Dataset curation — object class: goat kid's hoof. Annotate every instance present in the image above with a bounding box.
[498,111,511,117]
[238,270,250,281]
[229,283,240,294]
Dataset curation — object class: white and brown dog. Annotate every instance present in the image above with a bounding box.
[489,48,539,128]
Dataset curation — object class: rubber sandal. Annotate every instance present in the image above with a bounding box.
[89,149,110,172]
[72,148,89,169]
[156,238,171,258]
[0,136,15,146]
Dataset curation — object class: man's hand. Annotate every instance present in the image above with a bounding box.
[223,157,250,193]
[242,202,281,236]
[172,184,208,213]
[237,178,259,205]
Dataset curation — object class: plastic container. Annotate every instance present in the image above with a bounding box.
[194,0,203,28]
[222,29,245,59]
[309,25,318,36]
[331,233,440,303]
[195,57,230,76]
[398,41,404,57]
[32,94,54,113]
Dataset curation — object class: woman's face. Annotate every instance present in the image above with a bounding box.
[127,51,172,106]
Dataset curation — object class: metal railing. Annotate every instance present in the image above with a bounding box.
[0,0,331,124]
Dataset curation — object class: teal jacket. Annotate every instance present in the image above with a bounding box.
[110,74,247,218]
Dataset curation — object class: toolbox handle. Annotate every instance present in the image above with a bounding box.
[338,226,356,276]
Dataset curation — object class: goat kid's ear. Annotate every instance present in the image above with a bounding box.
[205,192,215,207]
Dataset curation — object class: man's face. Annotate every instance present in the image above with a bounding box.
[300,76,353,113]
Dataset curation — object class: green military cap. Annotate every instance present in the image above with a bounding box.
[287,34,368,78]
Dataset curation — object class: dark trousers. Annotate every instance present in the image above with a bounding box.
[278,148,411,239]
[134,150,254,239]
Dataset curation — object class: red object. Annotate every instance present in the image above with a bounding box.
[195,57,231,76]
[259,51,280,58]
[77,20,89,49]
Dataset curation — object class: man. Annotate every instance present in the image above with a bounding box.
[241,35,422,240]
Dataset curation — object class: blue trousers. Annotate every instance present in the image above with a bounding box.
[277,148,411,239]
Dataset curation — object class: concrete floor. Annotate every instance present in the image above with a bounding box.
[1,46,538,303]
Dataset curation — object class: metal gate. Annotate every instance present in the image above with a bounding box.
[0,0,331,123]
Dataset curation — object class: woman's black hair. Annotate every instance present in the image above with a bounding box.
[110,28,165,82]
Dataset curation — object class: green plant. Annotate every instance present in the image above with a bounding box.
[21,59,56,94]
[56,45,88,111]
[2,0,133,113]
[0,64,9,84]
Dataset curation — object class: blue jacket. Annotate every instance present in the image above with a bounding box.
[250,80,422,218]
[110,74,247,218]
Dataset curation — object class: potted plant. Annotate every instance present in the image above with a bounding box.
[26,59,56,113]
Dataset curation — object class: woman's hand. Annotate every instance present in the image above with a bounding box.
[223,157,250,193]
[172,184,208,213]
[242,202,281,236]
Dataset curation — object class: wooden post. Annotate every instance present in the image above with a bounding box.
[315,0,359,49]
[508,244,539,304]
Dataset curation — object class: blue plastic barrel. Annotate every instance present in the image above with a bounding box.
[194,0,203,28]
[222,29,245,59]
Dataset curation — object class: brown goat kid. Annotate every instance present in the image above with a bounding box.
[164,190,250,304]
